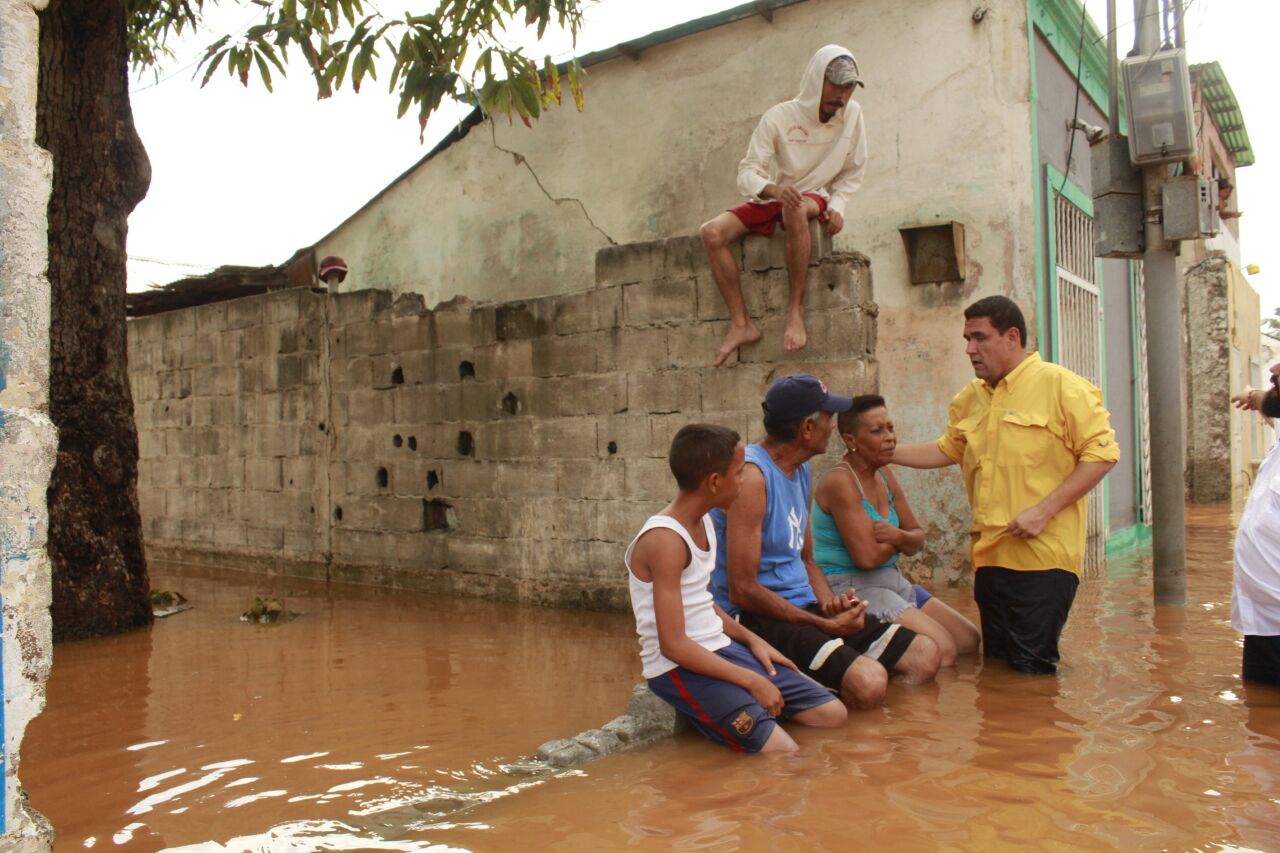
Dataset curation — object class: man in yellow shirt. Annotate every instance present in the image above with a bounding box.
[894,296,1119,674]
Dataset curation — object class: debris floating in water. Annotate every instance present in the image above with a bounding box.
[240,597,300,624]
[151,589,193,618]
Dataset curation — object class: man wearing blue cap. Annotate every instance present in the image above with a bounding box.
[710,374,941,709]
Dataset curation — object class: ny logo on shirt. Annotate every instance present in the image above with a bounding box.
[787,505,804,550]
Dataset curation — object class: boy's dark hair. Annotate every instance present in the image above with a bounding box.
[837,394,886,435]
[669,423,741,491]
[964,295,1027,349]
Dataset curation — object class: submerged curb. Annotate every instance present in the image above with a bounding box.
[533,683,688,768]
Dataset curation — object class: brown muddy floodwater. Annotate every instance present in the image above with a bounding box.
[26,505,1280,851]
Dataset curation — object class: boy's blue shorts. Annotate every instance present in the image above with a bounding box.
[647,640,837,753]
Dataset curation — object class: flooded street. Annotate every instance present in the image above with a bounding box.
[25,505,1280,851]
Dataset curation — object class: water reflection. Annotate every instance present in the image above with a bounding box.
[23,506,1280,851]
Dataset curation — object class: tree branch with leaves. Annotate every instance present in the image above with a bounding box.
[184,0,587,139]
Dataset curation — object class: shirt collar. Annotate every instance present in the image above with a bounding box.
[994,351,1039,391]
[977,348,1039,394]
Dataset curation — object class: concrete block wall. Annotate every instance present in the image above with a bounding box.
[130,230,877,609]
[0,0,57,848]
[129,288,330,573]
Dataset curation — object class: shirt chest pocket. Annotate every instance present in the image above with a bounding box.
[998,411,1058,467]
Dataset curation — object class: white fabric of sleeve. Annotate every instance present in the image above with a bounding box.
[736,113,778,202]
[825,106,868,217]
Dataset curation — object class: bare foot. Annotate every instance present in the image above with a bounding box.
[784,311,808,353]
[713,322,762,367]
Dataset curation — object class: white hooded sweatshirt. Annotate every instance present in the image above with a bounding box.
[736,44,868,218]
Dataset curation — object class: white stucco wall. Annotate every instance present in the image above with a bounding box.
[317,0,1037,576]
[0,0,56,849]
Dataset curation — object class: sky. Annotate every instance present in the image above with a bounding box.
[126,0,1280,326]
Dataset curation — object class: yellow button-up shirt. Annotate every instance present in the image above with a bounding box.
[936,353,1120,574]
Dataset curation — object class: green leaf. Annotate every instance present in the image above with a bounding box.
[513,76,540,119]
[199,47,228,87]
[543,55,560,105]
[334,48,351,89]
[254,50,274,92]
[260,43,287,76]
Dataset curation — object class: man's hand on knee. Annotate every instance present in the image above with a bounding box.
[764,182,804,209]
[826,210,844,235]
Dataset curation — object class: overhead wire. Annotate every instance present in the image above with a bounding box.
[128,255,219,269]
[1057,0,1092,197]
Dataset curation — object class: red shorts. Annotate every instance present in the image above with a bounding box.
[728,193,828,237]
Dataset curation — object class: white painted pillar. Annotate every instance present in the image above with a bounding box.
[0,0,57,849]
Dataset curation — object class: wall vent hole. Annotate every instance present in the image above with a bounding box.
[391,366,405,385]
[424,499,458,532]
[408,436,417,451]
[427,470,440,490]
[334,506,343,522]
[502,392,520,415]
[457,431,474,457]
[607,441,618,455]
[458,360,476,380]
[393,434,403,448]
[376,467,389,489]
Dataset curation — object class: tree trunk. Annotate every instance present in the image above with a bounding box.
[38,0,154,641]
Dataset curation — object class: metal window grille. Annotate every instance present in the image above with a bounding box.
[1053,195,1107,576]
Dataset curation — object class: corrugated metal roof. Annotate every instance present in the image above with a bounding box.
[1191,61,1255,167]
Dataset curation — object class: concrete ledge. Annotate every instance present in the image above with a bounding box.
[534,682,687,768]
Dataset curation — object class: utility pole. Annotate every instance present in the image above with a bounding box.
[1135,0,1187,605]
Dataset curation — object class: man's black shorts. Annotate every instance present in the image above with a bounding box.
[740,608,916,691]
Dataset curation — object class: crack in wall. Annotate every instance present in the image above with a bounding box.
[488,121,617,246]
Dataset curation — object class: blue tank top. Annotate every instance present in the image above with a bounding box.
[710,443,816,616]
[812,466,899,573]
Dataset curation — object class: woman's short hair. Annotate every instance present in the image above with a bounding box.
[837,394,886,435]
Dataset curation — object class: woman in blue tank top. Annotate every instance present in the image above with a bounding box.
[812,395,980,665]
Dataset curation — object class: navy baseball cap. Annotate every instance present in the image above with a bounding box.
[762,374,853,421]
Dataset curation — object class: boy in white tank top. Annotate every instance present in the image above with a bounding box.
[626,423,845,753]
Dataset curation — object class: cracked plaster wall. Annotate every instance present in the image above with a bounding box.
[314,0,1038,582]
[129,234,885,605]
[0,0,56,849]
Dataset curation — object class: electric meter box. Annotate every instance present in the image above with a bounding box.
[1122,48,1195,165]
[1161,175,1218,241]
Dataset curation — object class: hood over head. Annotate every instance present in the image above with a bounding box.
[794,44,860,120]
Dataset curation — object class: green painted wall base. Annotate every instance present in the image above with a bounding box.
[1106,523,1153,556]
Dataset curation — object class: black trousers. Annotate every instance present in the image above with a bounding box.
[1243,635,1280,684]
[974,566,1079,675]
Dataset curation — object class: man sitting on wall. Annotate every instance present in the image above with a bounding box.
[699,44,868,368]
[710,374,941,710]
